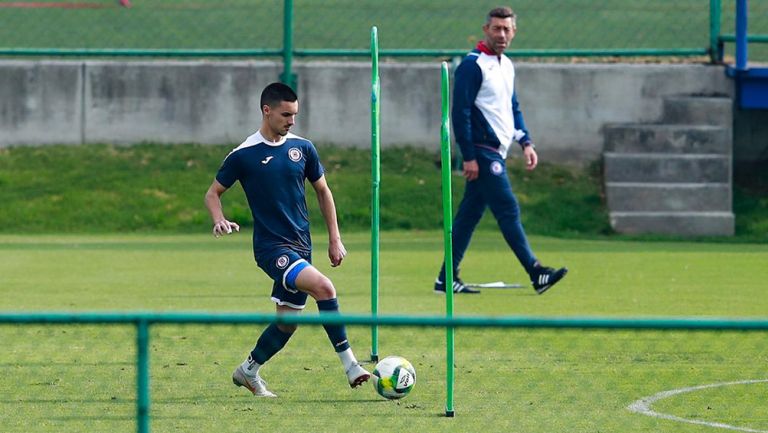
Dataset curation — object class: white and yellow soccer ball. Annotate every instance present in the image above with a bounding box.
[372,356,416,400]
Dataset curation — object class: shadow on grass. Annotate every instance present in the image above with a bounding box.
[46,416,133,421]
[2,397,131,404]
[290,398,384,404]
[0,361,130,368]
[155,294,253,299]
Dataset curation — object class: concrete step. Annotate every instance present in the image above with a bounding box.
[604,124,731,154]
[604,153,731,183]
[662,96,732,127]
[605,182,731,212]
[609,211,735,236]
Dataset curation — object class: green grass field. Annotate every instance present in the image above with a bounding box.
[1,0,767,60]
[2,231,767,433]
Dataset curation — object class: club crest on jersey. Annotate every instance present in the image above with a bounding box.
[276,255,290,269]
[490,161,504,176]
[288,147,303,162]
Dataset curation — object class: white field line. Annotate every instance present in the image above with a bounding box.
[628,379,768,433]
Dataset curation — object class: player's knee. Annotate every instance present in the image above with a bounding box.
[312,276,337,300]
[277,323,298,334]
[491,200,520,221]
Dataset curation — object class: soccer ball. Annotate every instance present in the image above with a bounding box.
[372,356,416,400]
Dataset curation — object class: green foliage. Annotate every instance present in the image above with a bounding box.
[505,160,611,237]
[0,143,609,236]
[0,143,223,232]
[1,143,765,241]
[734,165,768,241]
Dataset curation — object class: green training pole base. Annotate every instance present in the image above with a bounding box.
[445,410,455,418]
[370,354,379,362]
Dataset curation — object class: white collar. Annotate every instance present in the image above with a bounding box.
[255,130,287,147]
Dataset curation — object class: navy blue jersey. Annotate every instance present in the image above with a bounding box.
[216,131,324,258]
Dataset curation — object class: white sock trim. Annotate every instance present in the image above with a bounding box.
[241,357,261,376]
[338,348,357,372]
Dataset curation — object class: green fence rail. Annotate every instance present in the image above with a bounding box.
[3,312,768,433]
[1,0,767,66]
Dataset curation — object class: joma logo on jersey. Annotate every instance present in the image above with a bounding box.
[288,148,303,162]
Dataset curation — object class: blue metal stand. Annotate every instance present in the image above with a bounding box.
[727,0,768,109]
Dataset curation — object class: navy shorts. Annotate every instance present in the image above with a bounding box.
[256,248,312,310]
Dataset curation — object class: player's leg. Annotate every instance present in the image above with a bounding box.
[232,302,298,397]
[232,251,310,397]
[435,178,486,294]
[477,155,538,272]
[293,264,371,387]
[479,154,567,293]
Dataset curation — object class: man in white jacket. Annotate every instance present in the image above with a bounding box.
[434,6,567,295]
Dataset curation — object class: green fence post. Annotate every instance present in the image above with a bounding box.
[735,0,749,71]
[710,0,722,62]
[280,0,297,90]
[439,61,455,418]
[136,319,150,433]
[370,26,381,363]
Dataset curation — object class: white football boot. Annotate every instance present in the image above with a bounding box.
[232,365,277,397]
[346,363,371,388]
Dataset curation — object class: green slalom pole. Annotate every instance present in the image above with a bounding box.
[439,61,455,417]
[370,26,381,363]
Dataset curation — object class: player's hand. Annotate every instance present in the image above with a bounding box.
[328,238,347,267]
[523,145,538,171]
[212,219,240,238]
[463,159,479,181]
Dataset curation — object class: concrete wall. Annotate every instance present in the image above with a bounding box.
[1,59,757,164]
[518,63,733,162]
[0,61,83,145]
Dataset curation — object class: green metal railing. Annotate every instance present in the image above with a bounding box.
[3,312,768,432]
[712,0,768,63]
[0,48,283,57]
[279,0,297,90]
[1,0,767,86]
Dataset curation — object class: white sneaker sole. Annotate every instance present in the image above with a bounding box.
[348,372,371,388]
[232,367,277,397]
[346,364,372,388]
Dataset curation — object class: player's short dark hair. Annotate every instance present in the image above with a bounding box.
[260,82,298,110]
[486,6,516,23]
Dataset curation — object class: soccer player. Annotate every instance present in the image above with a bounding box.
[434,7,567,295]
[204,82,370,397]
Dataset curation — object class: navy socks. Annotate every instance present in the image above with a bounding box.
[248,298,351,367]
[250,323,293,364]
[317,298,351,352]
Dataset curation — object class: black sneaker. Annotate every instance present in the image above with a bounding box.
[434,278,480,294]
[531,266,568,295]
